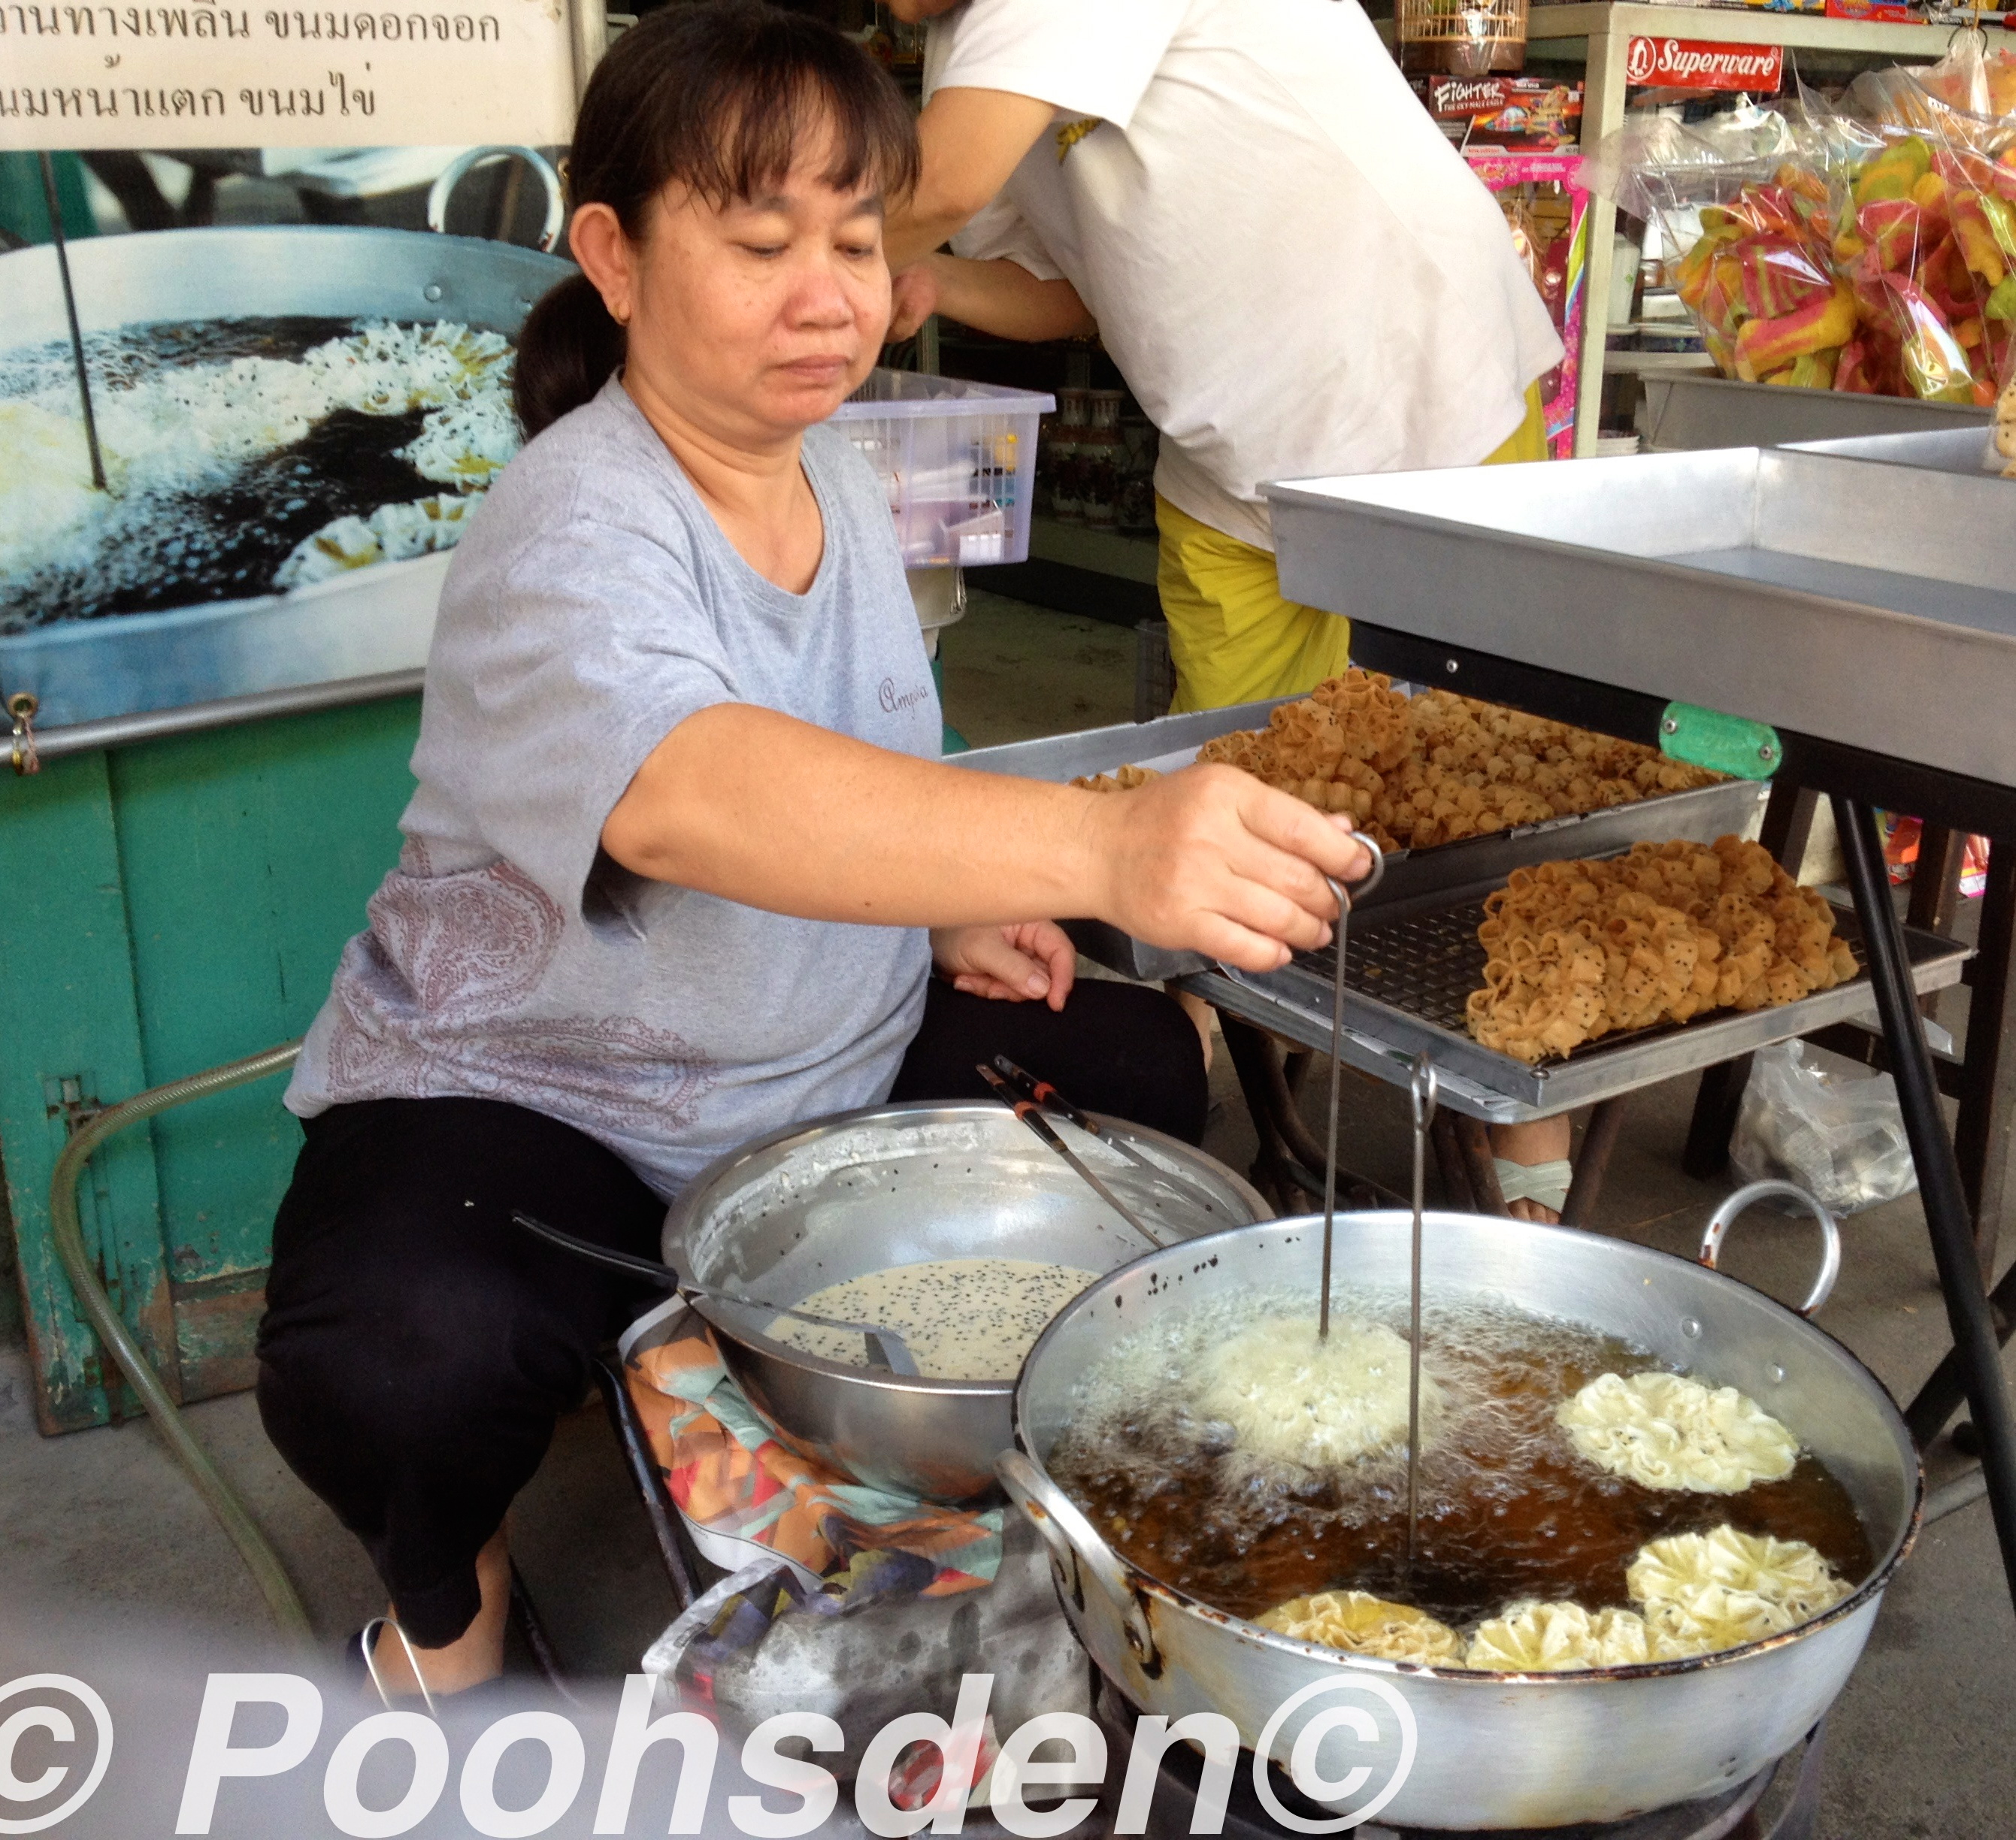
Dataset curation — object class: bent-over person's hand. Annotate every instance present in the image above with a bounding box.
[1087,764,1373,973]
[888,263,940,343]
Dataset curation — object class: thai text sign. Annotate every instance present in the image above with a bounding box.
[0,0,576,149]
[1624,38,1786,93]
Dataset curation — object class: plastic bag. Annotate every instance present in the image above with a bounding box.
[1840,37,2015,408]
[1581,105,1855,386]
[1729,1040,1918,1216]
[1579,52,2012,404]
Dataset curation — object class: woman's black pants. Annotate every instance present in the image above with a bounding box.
[256,977,1207,1647]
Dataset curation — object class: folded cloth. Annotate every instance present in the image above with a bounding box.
[621,1298,1002,1598]
[1494,1157,1576,1214]
[622,1298,1074,1807]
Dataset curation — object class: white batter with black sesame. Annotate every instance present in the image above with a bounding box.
[768,1257,1099,1381]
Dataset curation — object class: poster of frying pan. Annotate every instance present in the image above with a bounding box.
[0,3,591,733]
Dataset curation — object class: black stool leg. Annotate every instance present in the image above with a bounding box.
[595,1360,702,1613]
[1560,1098,1627,1229]
[1837,797,2016,1612]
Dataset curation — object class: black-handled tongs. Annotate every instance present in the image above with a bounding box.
[991,1057,1163,1175]
[976,1064,1170,1249]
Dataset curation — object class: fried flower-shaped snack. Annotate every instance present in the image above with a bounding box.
[1071,764,1161,793]
[1556,1371,1800,1494]
[1195,1316,1444,1472]
[1257,1590,1464,1665]
[1099,671,1719,851]
[1464,1601,1654,1672]
[1627,1526,1849,1654]
[1466,837,1858,1063]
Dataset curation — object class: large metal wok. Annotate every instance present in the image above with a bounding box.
[1000,1203,1921,1831]
[0,204,572,729]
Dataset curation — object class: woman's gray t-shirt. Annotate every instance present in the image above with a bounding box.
[286,379,942,1197]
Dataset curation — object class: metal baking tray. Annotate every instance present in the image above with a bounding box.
[956,705,1767,979]
[1197,894,1969,1123]
[1266,445,2016,792]
[1789,425,2004,479]
[1639,374,1988,454]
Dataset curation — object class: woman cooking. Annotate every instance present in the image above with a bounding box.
[881,0,1576,1216]
[255,1,1370,1699]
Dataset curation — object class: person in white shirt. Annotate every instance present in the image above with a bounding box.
[884,0,1562,706]
[884,0,1574,1215]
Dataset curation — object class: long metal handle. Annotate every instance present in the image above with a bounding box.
[426,144,567,250]
[1406,1052,1437,1580]
[977,1065,1168,1248]
[1319,834,1385,1341]
[1698,1181,1842,1318]
[512,1210,680,1289]
[997,1449,1159,1671]
[510,1212,921,1373]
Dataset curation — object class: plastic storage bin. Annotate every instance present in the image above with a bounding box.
[828,370,1053,567]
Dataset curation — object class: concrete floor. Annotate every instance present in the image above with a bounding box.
[4,595,2012,1833]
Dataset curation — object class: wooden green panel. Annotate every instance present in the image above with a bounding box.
[112,698,419,1289]
[0,751,174,1433]
[1,695,420,1429]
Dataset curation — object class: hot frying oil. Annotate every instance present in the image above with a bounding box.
[1046,1295,1872,1630]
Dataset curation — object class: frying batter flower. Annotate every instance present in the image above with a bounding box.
[1627,1525,1849,1654]
[1464,1600,1654,1672]
[1194,1315,1442,1472]
[1557,1371,1801,1494]
[1257,1590,1464,1665]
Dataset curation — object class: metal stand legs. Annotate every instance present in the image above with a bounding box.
[1836,797,2016,1610]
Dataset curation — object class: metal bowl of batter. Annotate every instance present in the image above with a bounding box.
[661,1099,1267,1503]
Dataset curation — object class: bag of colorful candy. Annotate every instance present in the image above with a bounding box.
[1585,57,2013,405]
[1811,36,2014,406]
[1582,105,1857,389]
[1839,34,2016,461]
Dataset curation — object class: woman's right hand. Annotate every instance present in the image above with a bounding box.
[1085,764,1373,973]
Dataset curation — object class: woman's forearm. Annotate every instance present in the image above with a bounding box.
[600,704,1371,972]
[604,705,1108,928]
[931,255,1097,343]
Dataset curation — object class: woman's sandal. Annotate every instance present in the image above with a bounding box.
[1492,1157,1574,1217]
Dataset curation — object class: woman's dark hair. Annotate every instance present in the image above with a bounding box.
[515,1,920,439]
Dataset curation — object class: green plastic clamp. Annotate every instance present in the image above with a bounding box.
[1657,701,1783,781]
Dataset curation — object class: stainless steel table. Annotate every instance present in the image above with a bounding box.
[1264,443,2016,1613]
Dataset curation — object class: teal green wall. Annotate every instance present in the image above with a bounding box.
[0,697,419,1432]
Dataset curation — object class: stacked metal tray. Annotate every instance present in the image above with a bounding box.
[1204,890,1968,1121]
[956,701,1768,979]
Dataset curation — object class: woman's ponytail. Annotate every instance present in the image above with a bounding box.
[510,3,916,443]
[514,272,627,442]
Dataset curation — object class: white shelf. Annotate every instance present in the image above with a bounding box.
[1527,2,2010,57]
[1601,349,1720,374]
[1518,4,2014,453]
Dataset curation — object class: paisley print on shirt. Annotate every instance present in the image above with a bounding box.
[319,842,713,1128]
[365,846,565,1018]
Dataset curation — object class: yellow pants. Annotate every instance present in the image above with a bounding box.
[1158,385,1548,714]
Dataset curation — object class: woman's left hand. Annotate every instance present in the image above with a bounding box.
[931,922,1076,1010]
